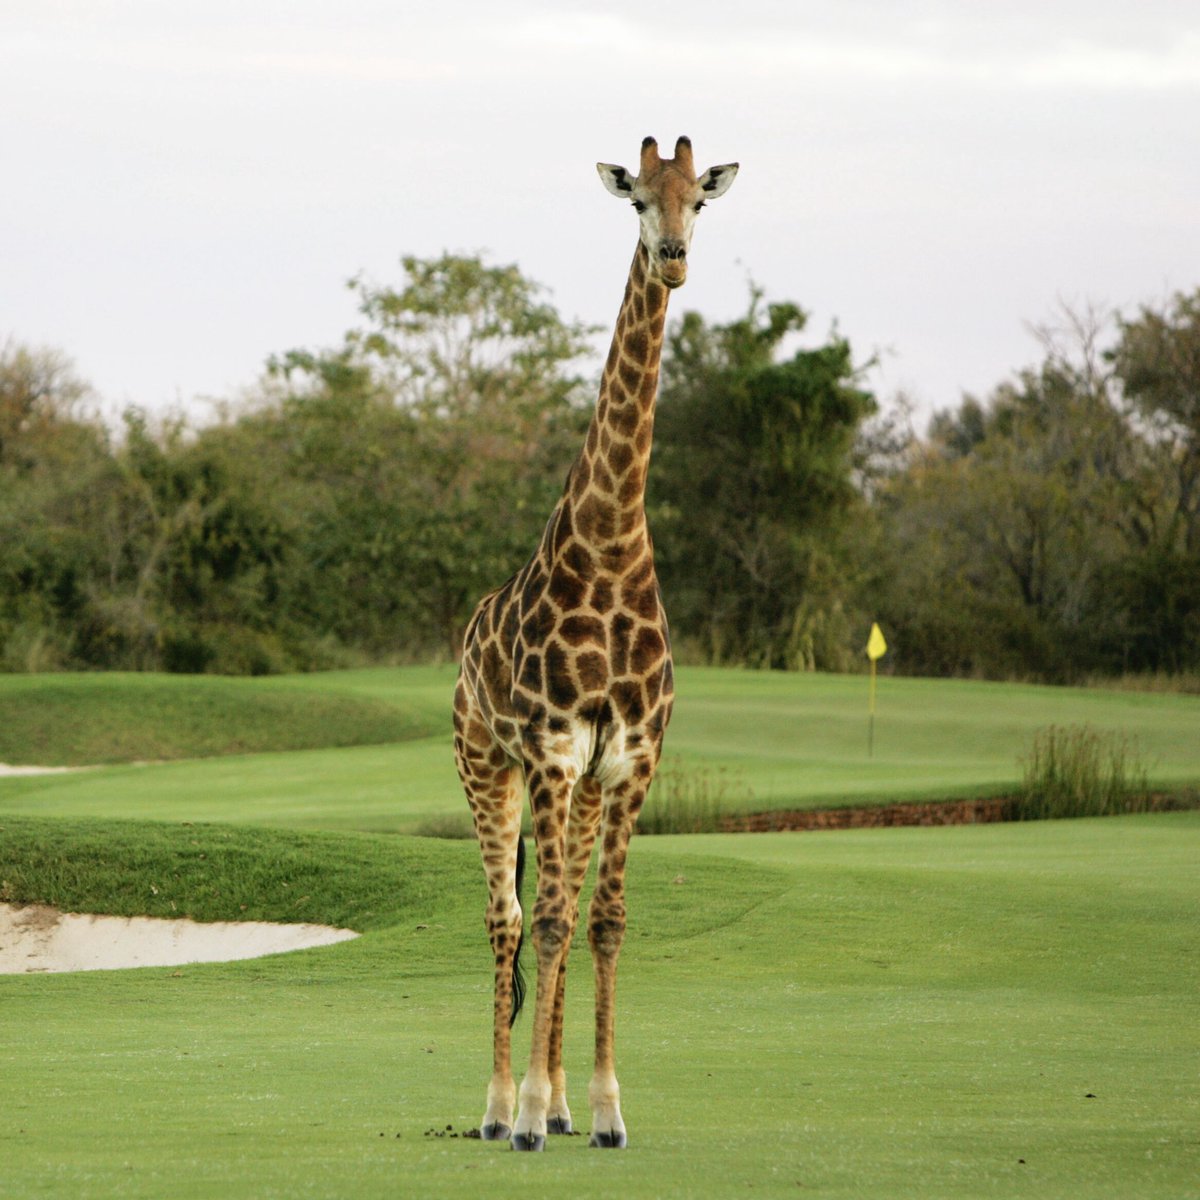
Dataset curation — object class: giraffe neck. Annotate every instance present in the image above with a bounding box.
[563,242,669,556]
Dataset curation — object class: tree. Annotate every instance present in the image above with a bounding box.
[0,259,598,673]
[1110,290,1200,553]
[1105,289,1200,670]
[0,341,93,469]
[262,253,597,659]
[96,410,292,674]
[873,367,1129,678]
[650,289,876,669]
[869,297,1200,680]
[0,343,119,670]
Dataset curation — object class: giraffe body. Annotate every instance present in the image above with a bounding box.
[454,135,737,1151]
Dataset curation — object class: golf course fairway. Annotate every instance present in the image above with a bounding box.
[1,811,1196,1199]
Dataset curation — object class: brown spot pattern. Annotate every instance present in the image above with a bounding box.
[453,205,700,1140]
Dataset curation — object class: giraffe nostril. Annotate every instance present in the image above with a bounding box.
[659,243,686,261]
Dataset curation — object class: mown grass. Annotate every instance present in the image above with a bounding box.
[668,669,1200,809]
[2,813,1198,1198]
[2,671,1197,1197]
[2,667,1198,832]
[0,670,446,766]
[0,816,474,931]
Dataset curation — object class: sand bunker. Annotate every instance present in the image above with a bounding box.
[0,903,358,974]
[0,762,83,777]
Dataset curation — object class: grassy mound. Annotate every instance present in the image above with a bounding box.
[0,817,479,931]
[0,672,444,766]
[0,816,780,947]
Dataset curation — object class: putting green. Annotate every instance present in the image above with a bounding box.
[1,813,1196,1198]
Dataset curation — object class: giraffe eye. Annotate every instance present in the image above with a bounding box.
[632,200,646,213]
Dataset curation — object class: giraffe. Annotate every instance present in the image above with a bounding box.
[453,134,738,1151]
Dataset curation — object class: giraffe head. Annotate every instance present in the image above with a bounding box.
[597,135,738,289]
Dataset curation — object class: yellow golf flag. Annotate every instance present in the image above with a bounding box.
[866,623,887,661]
[866,623,887,756]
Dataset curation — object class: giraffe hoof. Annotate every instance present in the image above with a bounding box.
[547,1116,573,1135]
[510,1132,546,1152]
[480,1122,511,1142]
[589,1130,627,1149]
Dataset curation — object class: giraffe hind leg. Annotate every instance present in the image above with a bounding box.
[489,835,526,1140]
[509,834,527,1027]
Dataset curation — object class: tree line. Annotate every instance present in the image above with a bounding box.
[2,254,1197,680]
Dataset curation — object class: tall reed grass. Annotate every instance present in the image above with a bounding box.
[1017,724,1152,820]
[637,759,751,835]
[418,761,750,839]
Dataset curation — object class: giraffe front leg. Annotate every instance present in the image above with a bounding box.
[545,776,604,1136]
[512,761,576,1151]
[546,952,573,1136]
[587,780,645,1149]
[587,891,627,1148]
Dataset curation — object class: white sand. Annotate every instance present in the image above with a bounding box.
[0,903,358,974]
[0,762,83,776]
[1,764,359,972]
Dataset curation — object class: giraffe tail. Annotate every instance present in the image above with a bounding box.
[510,834,527,1026]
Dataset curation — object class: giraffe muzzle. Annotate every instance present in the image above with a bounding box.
[656,241,688,288]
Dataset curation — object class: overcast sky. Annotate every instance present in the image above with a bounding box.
[2,1,1197,428]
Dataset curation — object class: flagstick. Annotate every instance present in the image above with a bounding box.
[868,658,876,758]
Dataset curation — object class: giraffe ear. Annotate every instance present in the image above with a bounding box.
[697,162,739,200]
[597,163,636,198]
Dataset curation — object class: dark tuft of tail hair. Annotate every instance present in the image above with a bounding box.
[510,835,527,1026]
